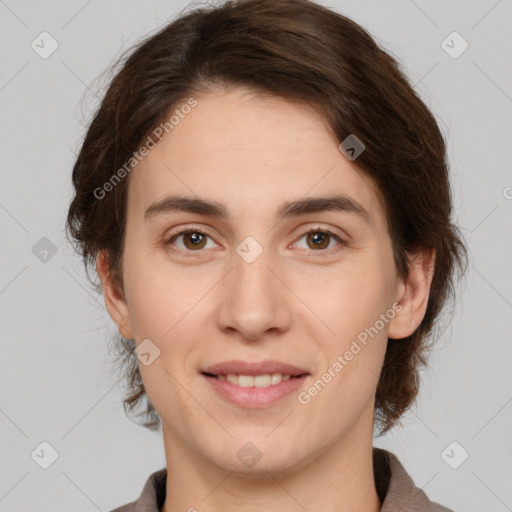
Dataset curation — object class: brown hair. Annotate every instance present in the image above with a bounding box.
[66,0,468,435]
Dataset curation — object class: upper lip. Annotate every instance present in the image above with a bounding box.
[201,360,309,376]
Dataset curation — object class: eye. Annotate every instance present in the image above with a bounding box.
[164,225,347,257]
[165,228,217,254]
[292,227,346,254]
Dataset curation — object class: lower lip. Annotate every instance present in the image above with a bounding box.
[202,374,309,408]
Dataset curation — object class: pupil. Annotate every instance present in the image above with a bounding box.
[190,233,202,245]
[309,232,328,249]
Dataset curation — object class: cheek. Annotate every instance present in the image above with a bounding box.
[300,280,390,429]
[305,256,395,405]
[122,249,180,338]
[121,249,218,378]
[297,262,394,343]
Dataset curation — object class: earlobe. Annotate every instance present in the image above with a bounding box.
[96,250,134,340]
[388,248,435,340]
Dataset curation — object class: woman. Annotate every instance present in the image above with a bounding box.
[66,0,467,510]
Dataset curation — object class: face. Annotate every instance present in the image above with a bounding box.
[98,86,432,475]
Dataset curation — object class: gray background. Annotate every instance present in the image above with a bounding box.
[1,0,511,510]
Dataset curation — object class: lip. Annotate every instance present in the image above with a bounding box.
[202,373,310,408]
[201,360,311,408]
[201,360,309,376]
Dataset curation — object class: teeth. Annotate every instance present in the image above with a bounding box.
[219,373,294,387]
[238,375,255,387]
[226,374,238,385]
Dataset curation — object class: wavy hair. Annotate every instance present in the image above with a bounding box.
[66,0,468,435]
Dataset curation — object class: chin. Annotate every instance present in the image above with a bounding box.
[203,435,310,476]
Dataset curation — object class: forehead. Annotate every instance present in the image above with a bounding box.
[126,87,386,229]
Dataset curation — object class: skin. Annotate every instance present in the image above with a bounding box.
[97,86,435,512]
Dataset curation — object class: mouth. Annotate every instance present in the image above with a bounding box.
[201,372,306,387]
[200,360,311,407]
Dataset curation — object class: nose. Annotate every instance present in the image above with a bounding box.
[215,248,292,342]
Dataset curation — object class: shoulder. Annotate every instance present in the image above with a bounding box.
[107,467,167,512]
[108,502,136,512]
[373,447,454,512]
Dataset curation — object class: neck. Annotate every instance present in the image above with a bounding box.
[162,414,381,512]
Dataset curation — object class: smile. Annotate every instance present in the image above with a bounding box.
[205,372,299,387]
[202,372,310,408]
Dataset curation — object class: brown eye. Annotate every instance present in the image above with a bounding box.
[294,228,346,254]
[181,231,207,250]
[166,229,214,252]
[305,231,330,250]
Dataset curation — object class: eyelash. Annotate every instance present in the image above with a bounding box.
[164,225,347,258]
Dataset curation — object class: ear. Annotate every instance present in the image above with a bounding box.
[96,250,134,340]
[388,247,436,340]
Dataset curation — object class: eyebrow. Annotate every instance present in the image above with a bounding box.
[144,194,372,225]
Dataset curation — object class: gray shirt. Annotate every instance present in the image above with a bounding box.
[109,447,453,512]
